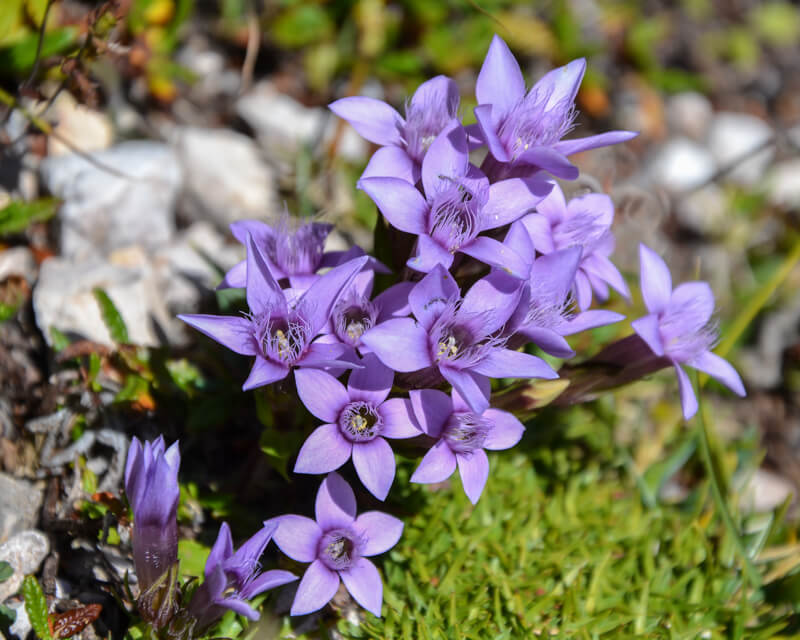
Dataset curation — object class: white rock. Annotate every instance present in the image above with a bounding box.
[0,530,50,603]
[46,92,113,157]
[33,247,174,348]
[665,92,712,140]
[40,141,181,261]
[170,127,277,226]
[153,221,244,313]
[675,184,727,235]
[739,293,800,389]
[767,159,800,210]
[236,82,367,162]
[0,248,36,284]
[0,474,43,545]
[707,112,774,187]
[738,469,794,514]
[8,600,31,640]
[647,138,716,192]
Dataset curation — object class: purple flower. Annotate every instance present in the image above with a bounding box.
[330,76,460,184]
[179,236,368,390]
[409,388,524,504]
[220,215,374,291]
[521,182,629,309]
[269,473,403,617]
[497,220,624,357]
[188,522,297,630]
[360,122,551,274]
[124,436,180,629]
[293,354,421,500]
[360,264,558,414]
[473,35,636,181]
[632,245,746,419]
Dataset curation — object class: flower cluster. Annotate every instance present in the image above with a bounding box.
[163,34,746,624]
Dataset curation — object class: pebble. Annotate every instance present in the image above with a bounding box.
[646,138,716,192]
[674,184,727,236]
[0,248,36,284]
[0,530,50,603]
[46,92,113,157]
[0,474,43,545]
[8,600,31,640]
[738,469,794,514]
[665,91,713,140]
[40,141,182,261]
[767,159,800,210]
[707,111,774,187]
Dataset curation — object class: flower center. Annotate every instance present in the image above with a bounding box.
[338,401,382,442]
[428,182,481,252]
[443,413,491,454]
[659,302,718,362]
[428,307,504,369]
[318,528,361,571]
[403,90,459,163]
[499,87,577,162]
[267,221,331,277]
[333,299,377,347]
[253,315,310,365]
[552,211,610,254]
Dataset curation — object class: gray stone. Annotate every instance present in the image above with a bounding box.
[0,475,43,545]
[738,469,794,514]
[0,248,36,284]
[33,246,174,348]
[647,138,716,192]
[236,82,367,162]
[40,141,181,261]
[0,531,50,602]
[739,293,800,389]
[8,600,31,640]
[707,112,774,187]
[46,92,113,157]
[665,91,713,140]
[170,127,277,227]
[767,159,800,210]
[675,184,727,236]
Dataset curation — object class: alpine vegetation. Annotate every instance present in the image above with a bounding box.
[120,33,746,634]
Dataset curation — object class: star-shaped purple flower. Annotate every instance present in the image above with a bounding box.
[179,236,367,390]
[294,354,421,500]
[330,76,460,184]
[631,244,746,419]
[474,35,636,181]
[188,522,297,630]
[360,121,550,275]
[269,473,403,617]
[360,264,558,414]
[521,182,629,310]
[409,388,524,504]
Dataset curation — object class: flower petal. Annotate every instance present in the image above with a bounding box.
[352,437,395,501]
[205,522,233,579]
[422,121,468,199]
[359,177,428,235]
[536,58,586,110]
[460,273,522,334]
[299,256,369,335]
[554,130,639,157]
[329,97,404,146]
[407,235,455,273]
[360,145,418,184]
[582,254,630,299]
[574,270,593,311]
[218,598,260,620]
[243,569,298,599]
[347,353,394,405]
[218,260,246,289]
[409,389,452,438]
[408,264,459,331]
[639,244,672,314]
[178,314,256,355]
[534,182,566,224]
[562,310,625,335]
[456,449,489,505]
[631,314,665,357]
[295,368,349,422]
[476,35,525,114]
[460,236,529,279]
[271,515,322,563]
[290,560,340,616]
[410,440,457,484]
[360,318,432,372]
[378,398,422,439]
[669,282,715,327]
[339,558,383,617]
[373,282,414,322]
[315,472,357,530]
[471,348,558,380]
[517,146,579,180]
[243,357,289,390]
[353,512,404,557]
[481,177,552,230]
[689,351,746,397]
[483,409,525,450]
[520,213,555,254]
[294,424,353,474]
[474,104,509,162]
[674,363,698,420]
[518,326,575,358]
[298,341,357,370]
[440,366,490,414]
[245,234,286,316]
[229,219,273,246]
[411,75,459,114]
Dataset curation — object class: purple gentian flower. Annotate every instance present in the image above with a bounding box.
[293,354,421,500]
[632,245,746,419]
[360,121,551,274]
[474,35,637,181]
[330,76,460,184]
[521,182,629,309]
[179,236,368,390]
[125,436,180,593]
[497,220,624,356]
[269,473,403,617]
[220,216,375,291]
[361,264,557,413]
[409,388,524,504]
[188,522,297,630]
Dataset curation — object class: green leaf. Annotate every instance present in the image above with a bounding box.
[0,27,77,74]
[0,0,24,45]
[22,576,52,640]
[0,603,15,633]
[49,326,70,352]
[0,561,12,582]
[93,288,129,344]
[270,5,333,49]
[177,539,210,578]
[0,198,57,236]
